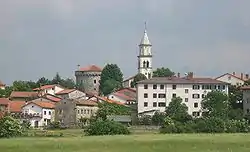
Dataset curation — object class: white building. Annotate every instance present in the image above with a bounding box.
[107,88,136,105]
[137,73,229,116]
[22,101,55,128]
[56,89,86,100]
[215,72,249,86]
[33,84,64,96]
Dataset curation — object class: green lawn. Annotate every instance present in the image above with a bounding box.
[1,134,250,152]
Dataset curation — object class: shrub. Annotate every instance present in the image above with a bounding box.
[0,116,24,138]
[138,115,152,125]
[47,121,61,129]
[152,112,165,126]
[85,119,130,136]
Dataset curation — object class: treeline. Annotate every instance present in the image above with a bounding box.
[0,73,75,97]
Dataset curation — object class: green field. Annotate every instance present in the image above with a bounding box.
[1,134,250,152]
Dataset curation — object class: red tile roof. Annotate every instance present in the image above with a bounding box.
[241,86,250,90]
[0,98,10,105]
[26,101,55,109]
[9,101,26,113]
[76,99,98,106]
[43,94,62,102]
[94,95,124,105]
[0,80,5,86]
[215,73,246,81]
[78,65,102,72]
[10,91,38,98]
[33,84,56,91]
[56,89,76,95]
[112,88,136,101]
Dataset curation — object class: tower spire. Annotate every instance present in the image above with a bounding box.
[140,22,151,45]
[144,21,147,33]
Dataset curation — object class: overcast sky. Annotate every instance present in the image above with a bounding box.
[1,0,250,84]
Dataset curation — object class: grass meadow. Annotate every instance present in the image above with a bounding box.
[0,131,250,152]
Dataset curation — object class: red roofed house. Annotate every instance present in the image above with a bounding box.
[43,94,62,102]
[21,101,55,128]
[75,65,102,95]
[0,80,6,90]
[56,89,86,100]
[9,101,26,113]
[33,84,64,96]
[0,98,10,118]
[10,91,38,101]
[89,95,124,105]
[215,72,249,86]
[107,88,136,105]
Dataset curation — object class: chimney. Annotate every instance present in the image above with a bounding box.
[233,72,236,75]
[246,74,249,80]
[177,73,180,78]
[241,73,243,79]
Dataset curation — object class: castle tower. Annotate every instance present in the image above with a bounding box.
[75,65,102,95]
[138,22,153,79]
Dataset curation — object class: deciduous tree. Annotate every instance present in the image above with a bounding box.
[153,67,175,77]
[130,73,147,88]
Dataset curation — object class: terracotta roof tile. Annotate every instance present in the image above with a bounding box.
[33,84,56,91]
[10,91,38,98]
[138,77,228,84]
[76,99,98,106]
[0,98,10,105]
[112,88,136,101]
[56,89,76,95]
[78,65,102,72]
[94,95,124,105]
[28,101,55,109]
[241,86,250,90]
[9,101,26,113]
[44,94,62,102]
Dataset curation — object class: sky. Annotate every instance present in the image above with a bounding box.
[1,0,250,84]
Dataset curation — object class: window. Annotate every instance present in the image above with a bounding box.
[87,110,89,114]
[94,80,97,84]
[217,85,221,90]
[158,102,166,107]
[194,103,198,108]
[160,85,164,89]
[32,106,34,108]
[185,98,188,102]
[144,93,148,98]
[185,89,189,93]
[153,93,157,98]
[193,85,200,90]
[52,87,54,90]
[153,84,157,89]
[158,94,166,98]
[202,85,210,90]
[81,109,83,114]
[192,94,200,99]
[222,85,226,90]
[144,102,148,107]
[44,111,46,115]
[49,111,51,115]
[172,85,177,89]
[78,110,80,114]
[172,93,176,98]
[153,102,157,107]
[84,109,86,114]
[144,85,148,89]
[202,94,205,98]
[90,110,93,114]
[44,119,47,122]
[192,112,200,117]
[211,85,216,90]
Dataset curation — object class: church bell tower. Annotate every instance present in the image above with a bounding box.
[137,22,153,79]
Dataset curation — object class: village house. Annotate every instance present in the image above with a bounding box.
[241,86,250,115]
[33,84,64,96]
[9,91,38,101]
[89,95,124,105]
[21,101,55,128]
[137,73,229,116]
[107,88,136,105]
[55,99,98,128]
[56,89,86,100]
[0,98,9,118]
[215,72,249,86]
[9,101,26,113]
[0,80,5,90]
[42,94,62,103]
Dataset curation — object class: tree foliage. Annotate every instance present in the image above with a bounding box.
[99,64,123,95]
[228,85,243,109]
[130,73,147,88]
[0,116,24,138]
[165,97,191,122]
[201,90,229,119]
[12,81,33,91]
[153,67,175,77]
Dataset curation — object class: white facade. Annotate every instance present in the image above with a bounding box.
[44,86,64,95]
[137,80,228,116]
[22,103,54,127]
[216,73,245,86]
[137,24,153,79]
[58,90,86,100]
[108,94,127,104]
[76,105,99,120]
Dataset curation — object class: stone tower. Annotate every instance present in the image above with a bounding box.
[75,65,102,95]
[138,22,153,79]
